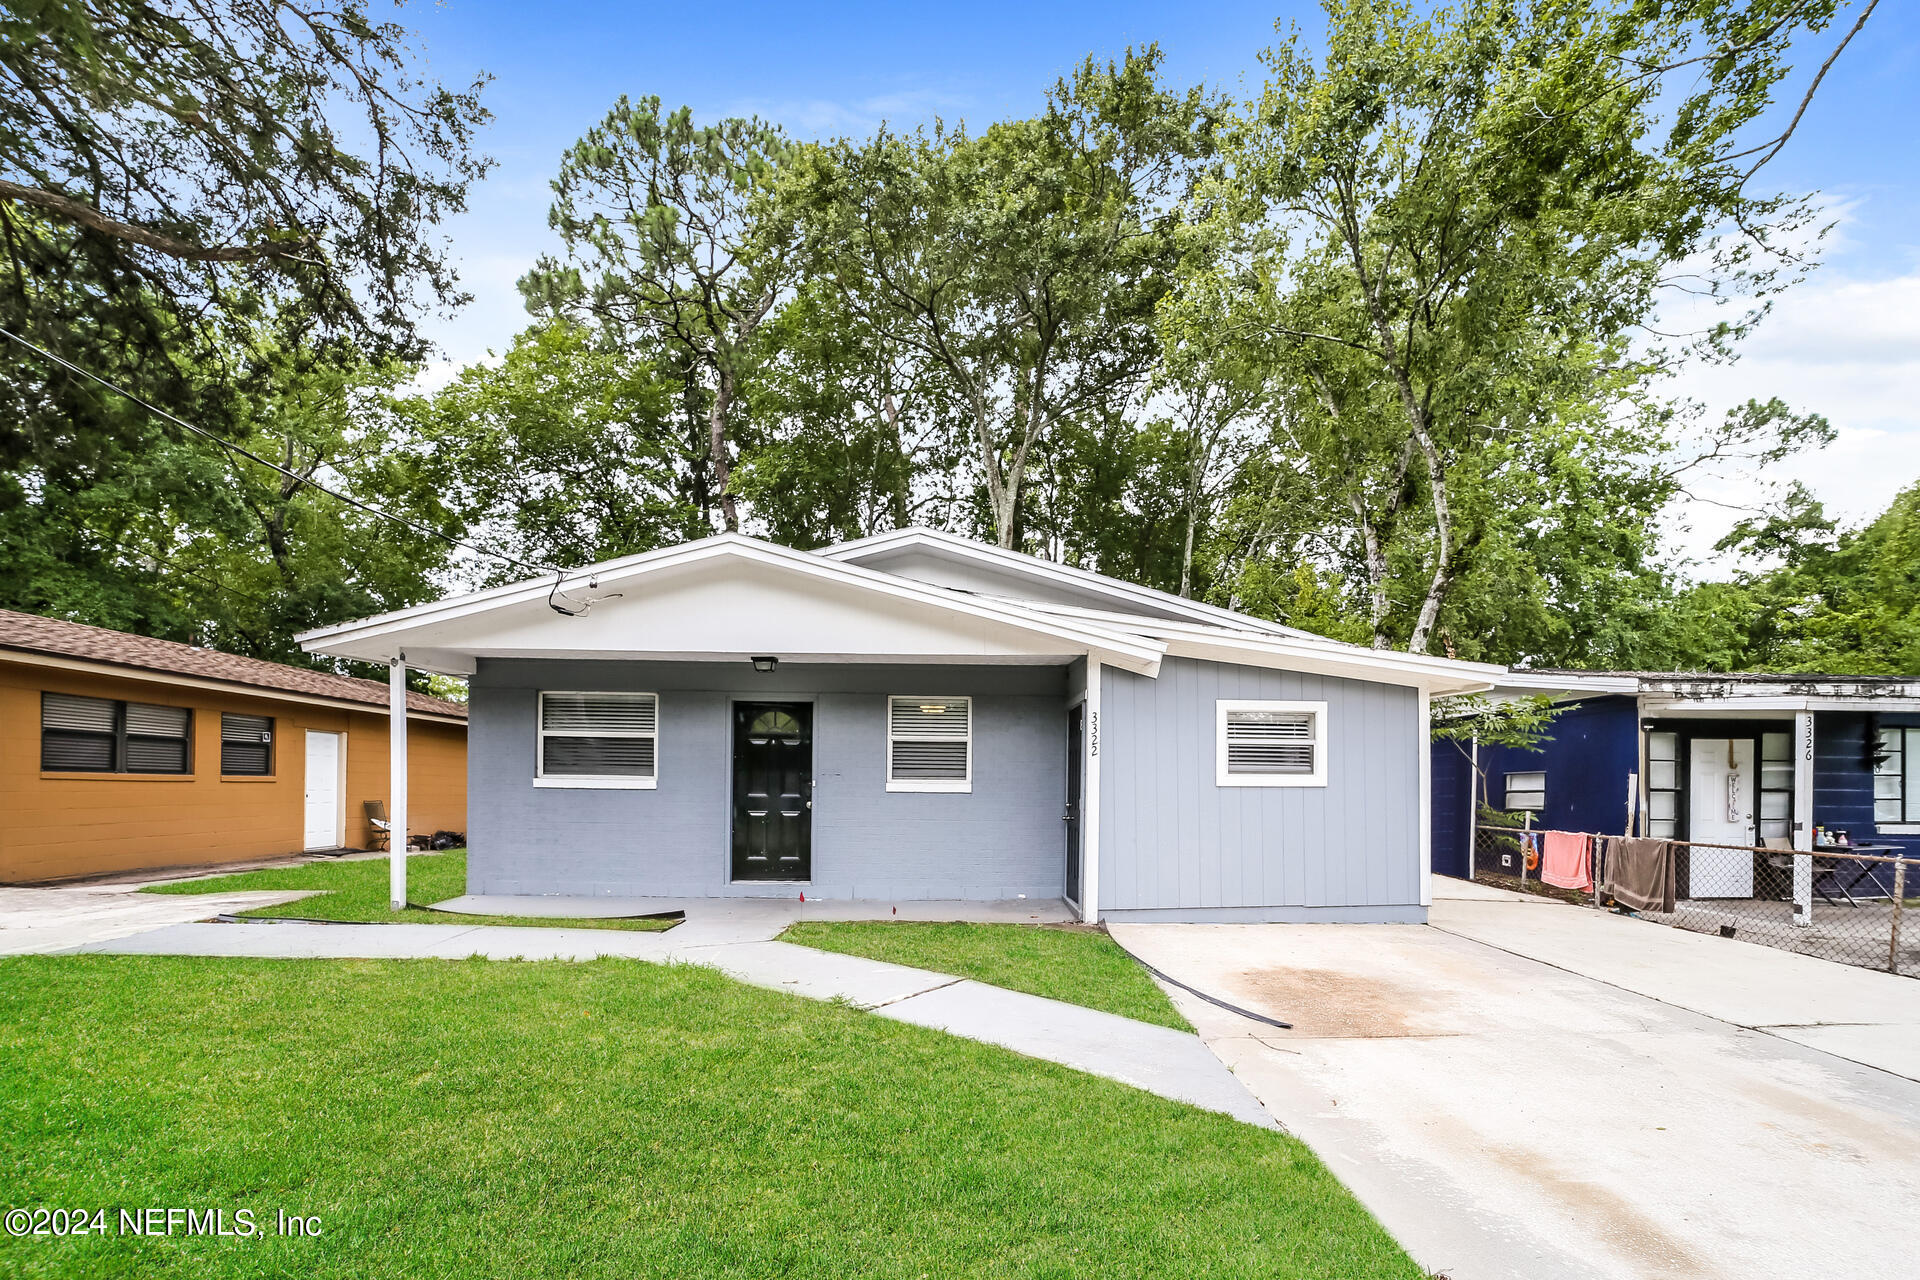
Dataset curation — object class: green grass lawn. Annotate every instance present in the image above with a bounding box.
[140,851,674,932]
[779,921,1190,1031]
[0,955,1417,1279]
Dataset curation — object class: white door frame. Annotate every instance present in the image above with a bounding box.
[304,729,347,851]
[1687,736,1756,898]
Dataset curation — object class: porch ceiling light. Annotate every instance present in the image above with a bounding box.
[751,655,779,673]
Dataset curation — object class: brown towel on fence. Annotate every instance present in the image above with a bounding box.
[1604,837,1675,913]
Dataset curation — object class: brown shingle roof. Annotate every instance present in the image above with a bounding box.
[0,608,466,720]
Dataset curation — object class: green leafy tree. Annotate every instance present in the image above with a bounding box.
[523,98,795,533]
[785,48,1212,548]
[0,337,455,664]
[735,280,968,547]
[1174,0,1853,655]
[409,320,713,577]
[1,0,490,468]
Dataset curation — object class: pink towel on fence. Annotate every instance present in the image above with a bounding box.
[1541,831,1592,891]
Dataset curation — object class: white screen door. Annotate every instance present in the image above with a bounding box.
[1688,738,1754,897]
[303,730,343,850]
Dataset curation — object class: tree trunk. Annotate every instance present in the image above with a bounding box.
[880,393,911,529]
[1405,423,1453,655]
[1179,429,1208,599]
[1345,488,1393,648]
[708,371,739,533]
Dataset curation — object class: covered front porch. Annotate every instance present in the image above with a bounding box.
[297,536,1168,921]
[1639,678,1920,924]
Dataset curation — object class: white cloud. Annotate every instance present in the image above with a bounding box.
[719,86,974,138]
[1654,200,1920,571]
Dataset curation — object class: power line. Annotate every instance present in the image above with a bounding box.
[0,324,561,579]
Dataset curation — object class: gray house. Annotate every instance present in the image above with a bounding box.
[299,529,1498,923]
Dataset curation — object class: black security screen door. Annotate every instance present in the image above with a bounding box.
[732,702,812,882]
[1065,704,1084,905]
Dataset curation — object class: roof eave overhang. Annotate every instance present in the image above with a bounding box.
[817,527,1308,639]
[0,647,468,724]
[1158,633,1501,696]
[299,535,1166,678]
[1643,694,1920,715]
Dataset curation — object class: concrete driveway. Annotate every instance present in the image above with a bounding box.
[1111,879,1920,1280]
[0,882,310,956]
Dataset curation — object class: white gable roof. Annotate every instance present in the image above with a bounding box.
[297,534,1167,677]
[820,527,1319,638]
[298,529,1502,694]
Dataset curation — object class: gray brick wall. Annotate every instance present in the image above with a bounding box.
[468,660,1070,899]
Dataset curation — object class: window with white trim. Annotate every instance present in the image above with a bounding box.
[1503,770,1546,812]
[1646,731,1680,837]
[1216,700,1327,787]
[536,691,658,788]
[1875,726,1920,825]
[887,696,971,792]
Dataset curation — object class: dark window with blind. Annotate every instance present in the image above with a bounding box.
[221,713,274,776]
[886,696,971,792]
[1216,700,1328,787]
[536,691,658,786]
[42,693,191,774]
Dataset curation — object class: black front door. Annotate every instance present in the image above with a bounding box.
[732,702,812,882]
[1064,704,1084,904]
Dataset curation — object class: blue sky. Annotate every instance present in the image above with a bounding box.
[406,1,1918,569]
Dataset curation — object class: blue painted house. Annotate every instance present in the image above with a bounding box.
[299,529,1501,923]
[1432,672,1920,905]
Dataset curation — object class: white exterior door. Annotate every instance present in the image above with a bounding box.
[303,731,343,850]
[1688,738,1755,897]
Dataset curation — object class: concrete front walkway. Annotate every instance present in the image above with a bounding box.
[51,899,1270,1129]
[1111,878,1920,1280]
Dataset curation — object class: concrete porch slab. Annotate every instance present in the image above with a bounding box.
[431,893,1076,926]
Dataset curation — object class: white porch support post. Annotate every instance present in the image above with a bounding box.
[1419,689,1433,908]
[1792,708,1815,928]
[389,652,408,911]
[1081,657,1102,925]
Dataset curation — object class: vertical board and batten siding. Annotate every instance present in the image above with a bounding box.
[1099,657,1424,922]
[467,659,1068,900]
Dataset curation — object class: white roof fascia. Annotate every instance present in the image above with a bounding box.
[817,527,1318,639]
[1643,695,1920,715]
[1490,671,1641,699]
[971,596,1504,694]
[1157,631,1501,695]
[298,534,1167,676]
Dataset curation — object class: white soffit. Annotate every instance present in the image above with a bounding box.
[298,535,1165,676]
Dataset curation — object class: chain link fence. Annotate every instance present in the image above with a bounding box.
[1472,824,1919,978]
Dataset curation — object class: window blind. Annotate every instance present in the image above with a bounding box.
[887,697,971,786]
[221,713,274,776]
[538,692,658,779]
[1224,710,1317,775]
